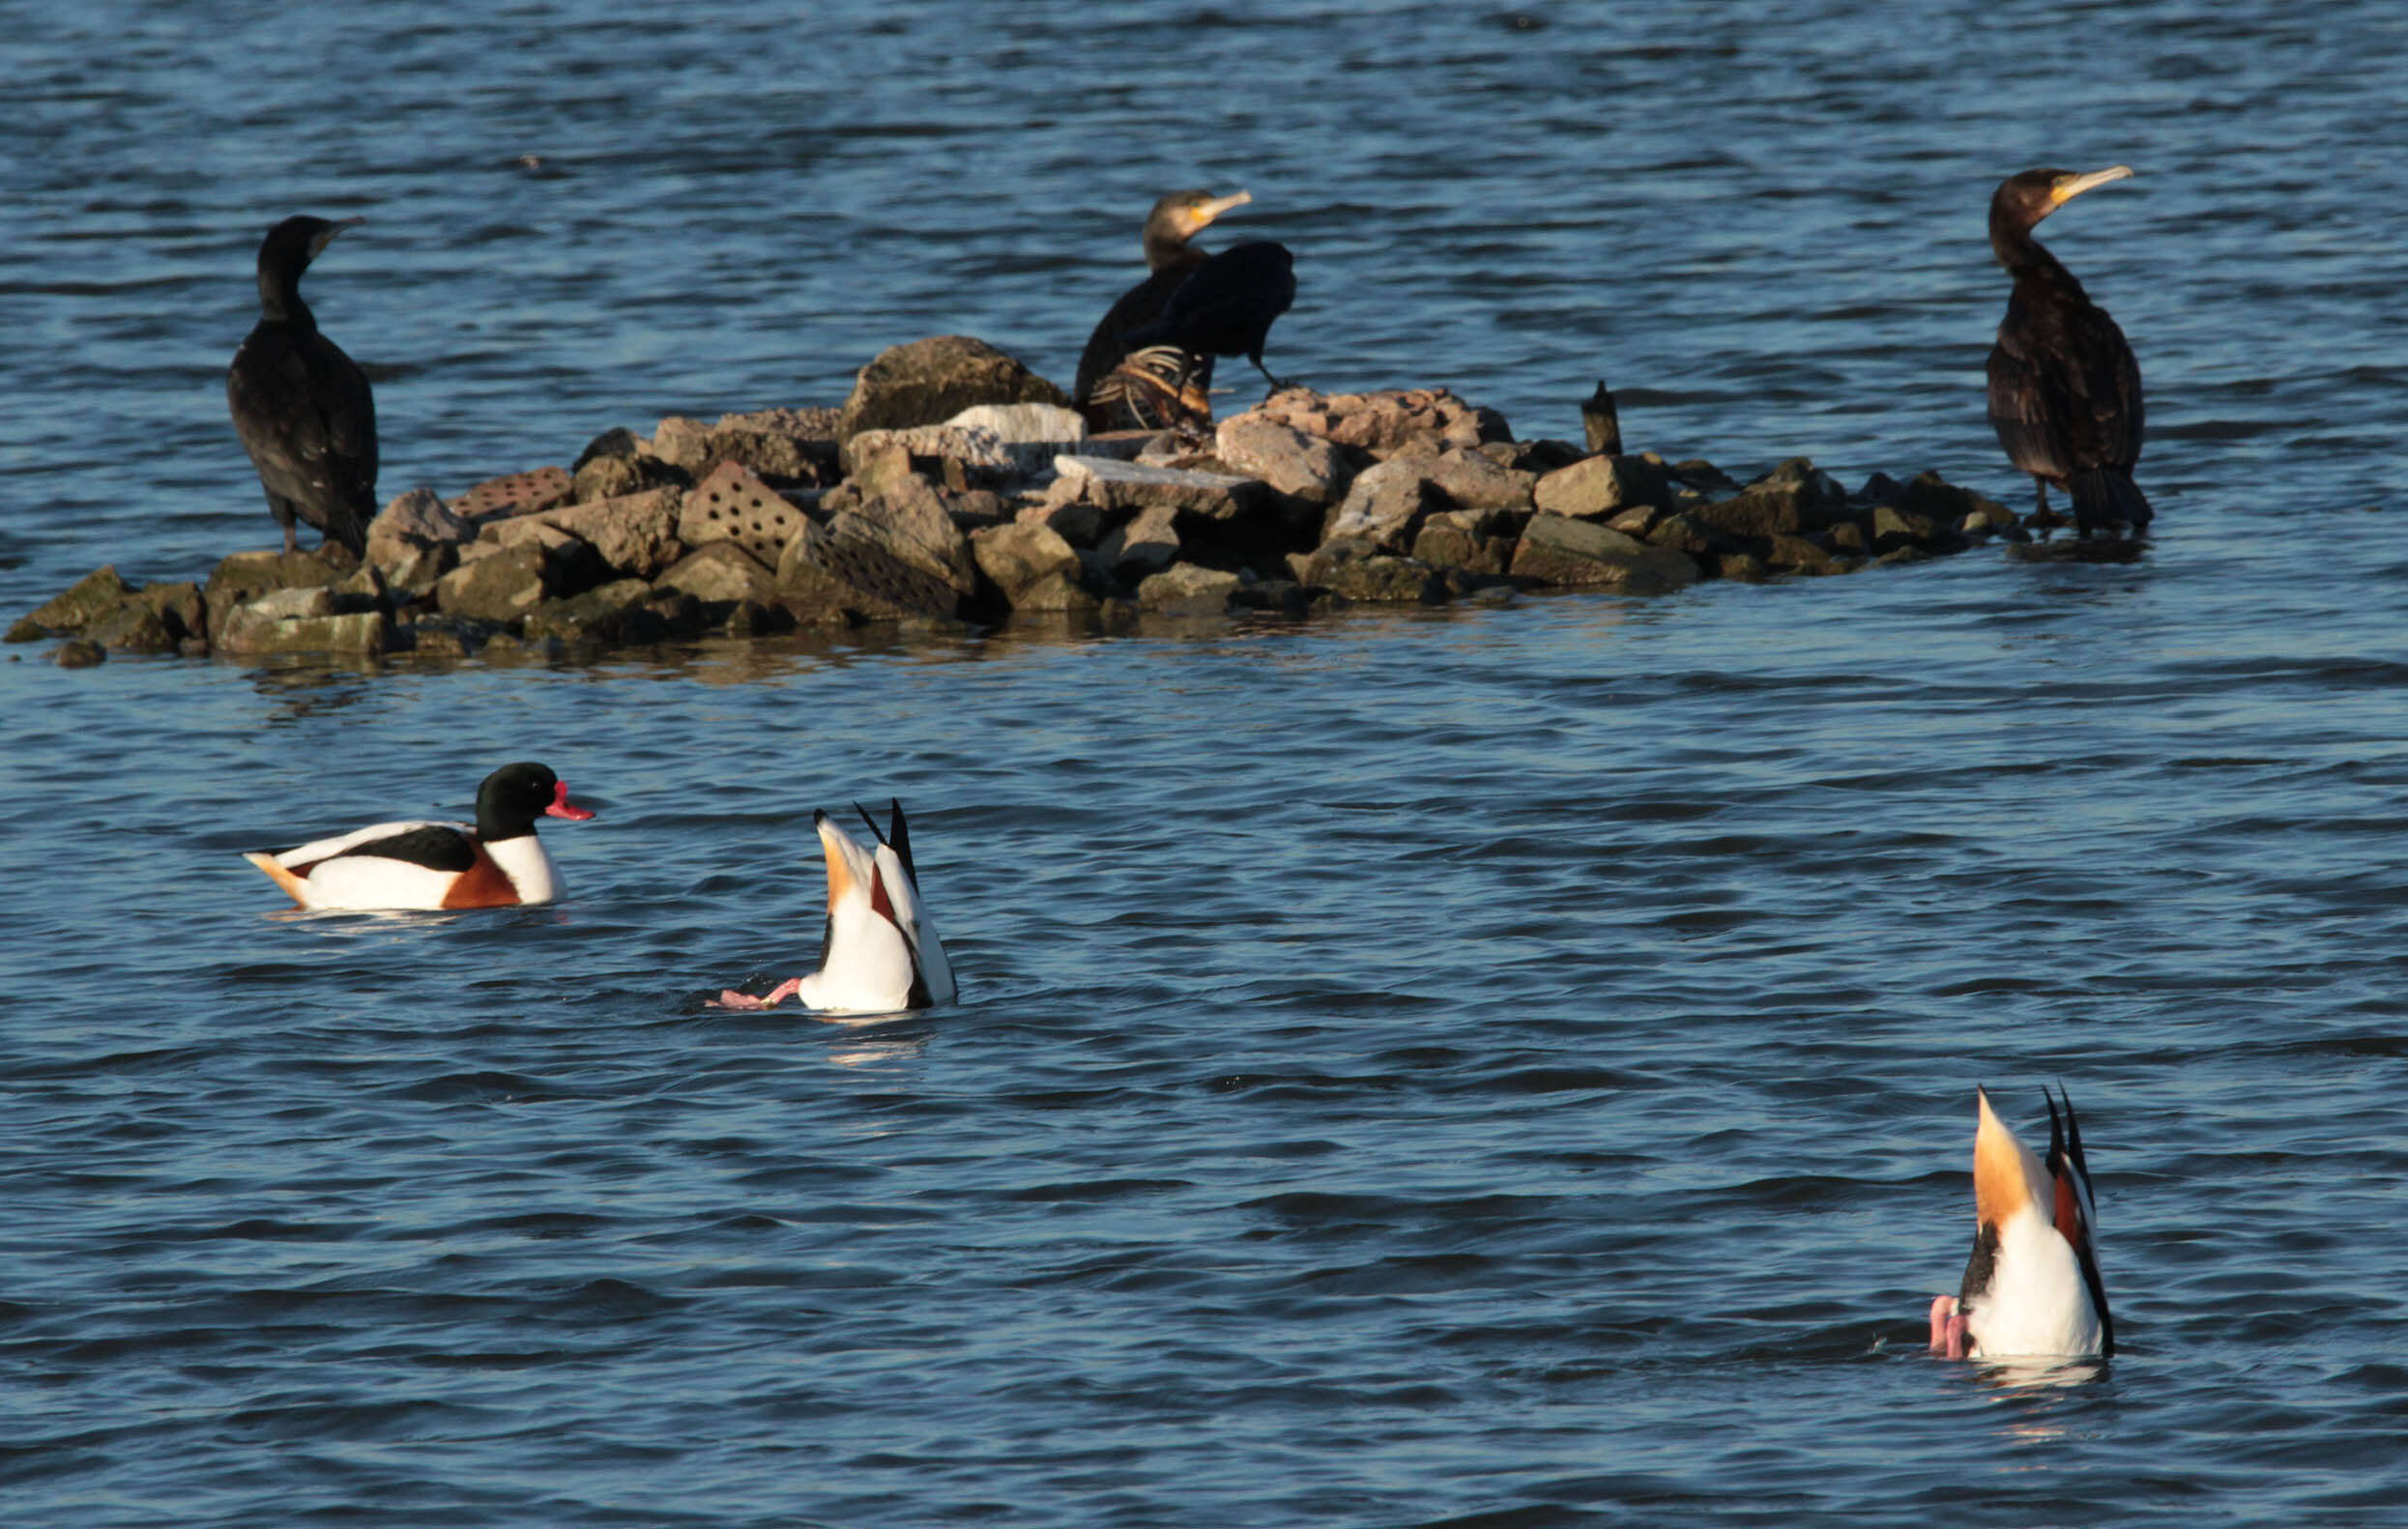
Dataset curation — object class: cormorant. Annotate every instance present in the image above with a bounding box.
[227,216,377,557]
[1986,166,2149,537]
[1119,240,1297,400]
[1075,189,1253,431]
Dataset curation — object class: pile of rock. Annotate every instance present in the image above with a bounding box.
[11,333,2022,666]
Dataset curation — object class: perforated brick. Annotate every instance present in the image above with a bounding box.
[449,466,571,523]
[677,461,810,564]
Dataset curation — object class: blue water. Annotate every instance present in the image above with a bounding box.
[6,1,2408,1523]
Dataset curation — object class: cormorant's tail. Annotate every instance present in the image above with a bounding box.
[2069,469,2152,537]
[327,503,370,559]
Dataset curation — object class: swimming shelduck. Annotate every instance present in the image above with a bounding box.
[714,800,955,1015]
[244,761,595,910]
[1929,1085,2112,1360]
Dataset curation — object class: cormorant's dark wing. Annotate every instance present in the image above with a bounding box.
[1074,266,1193,406]
[1127,242,1295,361]
[228,325,378,543]
[1987,282,2142,483]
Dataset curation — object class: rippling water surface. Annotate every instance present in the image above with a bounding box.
[6,1,2407,1523]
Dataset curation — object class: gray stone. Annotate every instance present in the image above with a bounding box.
[655,542,779,608]
[55,638,105,668]
[1256,387,1513,460]
[203,547,355,638]
[841,423,1016,486]
[1095,504,1182,584]
[1669,458,1740,494]
[829,487,977,598]
[1320,459,1442,552]
[1306,546,1447,604]
[1857,471,1906,509]
[247,585,337,620]
[837,335,1068,443]
[478,631,566,665]
[217,605,396,656]
[1643,513,1737,558]
[1871,504,1958,554]
[490,486,686,580]
[1052,455,1270,522]
[1827,521,1870,555]
[694,408,842,484]
[1604,505,1661,537]
[1230,578,1316,617]
[1135,563,1241,615]
[573,450,689,505]
[1423,447,1537,512]
[138,583,206,646]
[1508,513,1701,594]
[648,417,716,475]
[523,579,680,645]
[1764,534,1839,574]
[573,427,641,471]
[1005,568,1104,615]
[1898,470,2016,533]
[434,543,554,622]
[972,521,1083,603]
[1410,512,1515,577]
[724,598,798,638]
[1018,492,1108,548]
[1688,462,1851,541]
[1214,412,1358,506]
[946,402,1088,443]
[775,519,964,621]
[86,599,179,653]
[21,565,135,636]
[1533,454,1673,520]
[678,462,812,565]
[404,616,497,659]
[365,488,473,573]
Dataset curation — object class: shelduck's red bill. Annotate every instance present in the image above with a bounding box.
[546,781,596,821]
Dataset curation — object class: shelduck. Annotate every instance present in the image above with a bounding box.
[714,800,954,1016]
[244,762,594,910]
[1929,1085,2112,1360]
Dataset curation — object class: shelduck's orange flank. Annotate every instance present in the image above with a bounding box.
[1929,1086,2112,1361]
[244,762,595,911]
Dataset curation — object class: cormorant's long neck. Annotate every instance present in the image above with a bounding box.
[1990,215,2086,301]
[1143,230,1205,274]
[258,260,315,331]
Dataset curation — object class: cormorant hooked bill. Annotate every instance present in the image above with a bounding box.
[1075,189,1253,431]
[227,216,378,557]
[1986,167,2149,538]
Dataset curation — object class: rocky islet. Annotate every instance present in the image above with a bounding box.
[14,333,2022,667]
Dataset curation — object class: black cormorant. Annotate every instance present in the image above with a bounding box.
[1120,240,1297,400]
[1986,166,2149,537]
[1075,189,1252,430]
[227,216,377,557]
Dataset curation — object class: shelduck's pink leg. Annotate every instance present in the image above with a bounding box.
[711,976,804,1011]
[1928,1295,1969,1358]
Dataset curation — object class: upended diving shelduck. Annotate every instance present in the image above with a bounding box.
[713,800,955,1016]
[244,762,595,910]
[1929,1085,2113,1360]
